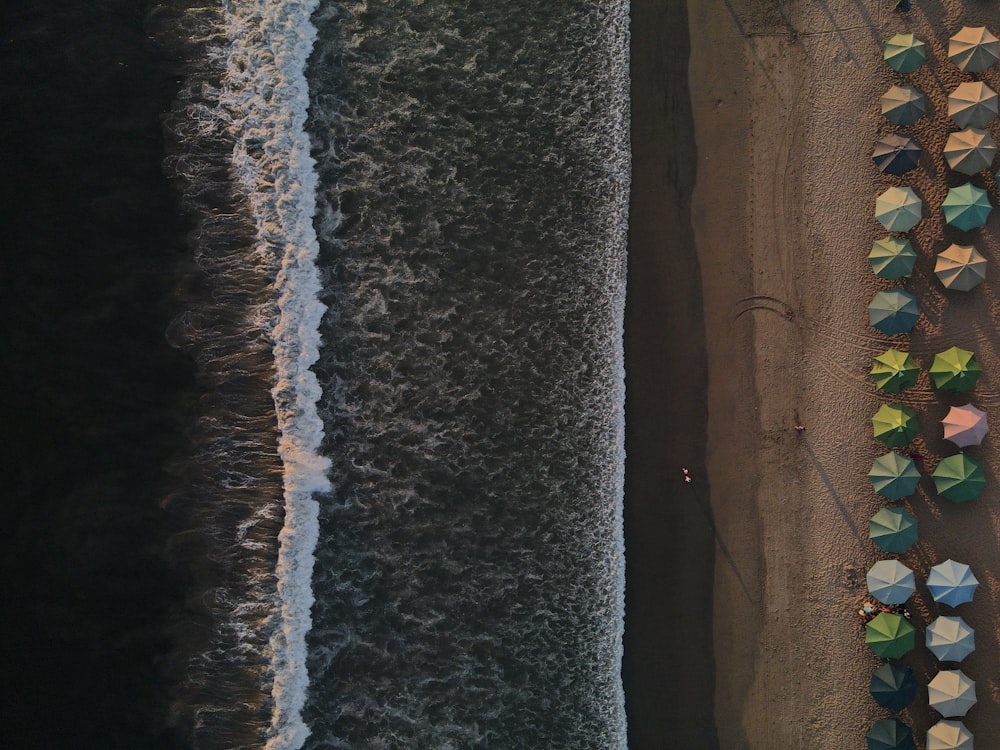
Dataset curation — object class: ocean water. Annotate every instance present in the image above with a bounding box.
[2,1,629,747]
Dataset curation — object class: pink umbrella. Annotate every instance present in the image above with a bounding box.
[942,404,988,447]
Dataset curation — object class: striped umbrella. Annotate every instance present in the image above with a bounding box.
[870,348,919,393]
[870,237,917,280]
[869,507,918,553]
[949,26,1000,72]
[927,560,978,607]
[933,453,986,502]
[926,616,975,663]
[935,244,987,291]
[941,404,988,447]
[884,33,927,73]
[942,182,992,230]
[927,719,974,750]
[928,670,977,717]
[877,186,923,231]
[944,128,996,175]
[949,80,998,128]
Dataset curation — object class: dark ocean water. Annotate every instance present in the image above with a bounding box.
[1,1,629,747]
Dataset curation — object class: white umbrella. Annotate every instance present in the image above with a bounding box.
[928,560,979,607]
[928,670,977,717]
[866,559,915,605]
[944,128,997,175]
[935,244,987,291]
[926,616,976,662]
[942,404,988,447]
[949,81,999,128]
[950,26,1000,72]
[927,719,974,750]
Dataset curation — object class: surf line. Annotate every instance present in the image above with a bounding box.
[217,1,331,747]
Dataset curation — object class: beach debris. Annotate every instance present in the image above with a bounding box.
[932,453,986,503]
[866,717,915,750]
[928,670,977,718]
[948,81,998,128]
[865,612,916,658]
[872,403,918,448]
[870,348,919,392]
[870,662,917,712]
[942,182,993,230]
[881,84,925,125]
[868,452,921,500]
[875,186,922,232]
[926,718,974,749]
[941,404,988,447]
[943,128,997,175]
[949,26,1000,73]
[867,560,916,605]
[935,244,987,291]
[873,133,922,176]
[927,559,979,607]
[868,289,920,335]
[930,347,982,393]
[883,33,927,73]
[869,237,917,280]
[926,616,976,663]
[868,507,918,554]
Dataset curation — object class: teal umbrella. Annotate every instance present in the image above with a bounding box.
[877,186,923,232]
[869,507,918,553]
[884,33,927,73]
[927,719,974,749]
[942,183,992,230]
[933,453,986,502]
[872,403,919,447]
[868,718,916,750]
[930,347,982,392]
[870,349,919,393]
[926,616,975,663]
[870,663,917,712]
[882,84,926,125]
[869,452,921,499]
[869,289,920,334]
[870,237,918,280]
[927,559,978,606]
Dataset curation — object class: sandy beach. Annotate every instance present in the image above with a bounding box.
[627,0,1000,746]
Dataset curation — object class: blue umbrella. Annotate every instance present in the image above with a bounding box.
[927,560,979,606]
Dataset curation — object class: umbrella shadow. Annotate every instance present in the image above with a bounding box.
[802,439,869,552]
[688,483,758,604]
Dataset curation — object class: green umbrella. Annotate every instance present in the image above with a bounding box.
[933,453,986,502]
[870,237,918,280]
[869,452,921,499]
[930,347,982,392]
[869,507,918,553]
[873,403,919,447]
[942,183,992,230]
[949,81,999,128]
[935,244,987,291]
[882,84,926,125]
[866,612,916,658]
[867,718,916,750]
[870,349,919,393]
[949,26,1000,73]
[877,186,923,232]
[944,128,997,175]
[884,33,927,73]
[869,289,920,334]
[870,663,917,711]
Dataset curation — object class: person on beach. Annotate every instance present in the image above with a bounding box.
[859,602,877,621]
[794,424,805,433]
[681,467,692,483]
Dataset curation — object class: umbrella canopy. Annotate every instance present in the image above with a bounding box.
[927,719,974,750]
[867,560,916,604]
[869,452,921,499]
[928,670,977,717]
[884,33,927,73]
[949,26,1000,73]
[869,507,918,553]
[942,404,988,447]
[873,403,919,447]
[949,80,999,128]
[875,134,922,176]
[870,663,917,712]
[930,347,982,392]
[927,559,979,606]
[927,616,976,663]
[869,289,920,335]
[871,349,920,393]
[944,128,997,175]
[882,85,926,125]
[942,183,993,230]
[877,186,923,232]
[935,244,987,291]
[870,237,918,280]
[867,718,916,750]
[866,612,916,658]
[933,453,986,502]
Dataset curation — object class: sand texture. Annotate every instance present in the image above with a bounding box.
[680,0,1000,746]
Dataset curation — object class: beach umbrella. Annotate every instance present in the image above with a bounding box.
[928,670,977,717]
[942,183,992,230]
[949,26,1000,73]
[867,718,916,750]
[930,347,982,392]
[927,559,978,606]
[872,403,919,447]
[869,452,921,499]
[870,237,918,280]
[944,128,997,175]
[868,289,920,335]
[882,85,926,126]
[926,616,975,663]
[884,33,927,73]
[871,349,919,393]
[877,186,922,231]
[942,404,988,447]
[933,453,986,502]
[870,663,917,712]
[935,244,987,291]
[874,134,922,176]
[927,719,974,750]
[867,560,916,604]
[866,612,916,658]
[949,81,999,128]
[869,507,918,553]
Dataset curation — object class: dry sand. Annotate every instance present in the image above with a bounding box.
[627,0,1000,747]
